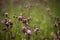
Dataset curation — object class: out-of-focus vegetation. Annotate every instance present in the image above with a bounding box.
[0,0,60,40]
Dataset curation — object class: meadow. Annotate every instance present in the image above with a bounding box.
[0,0,60,40]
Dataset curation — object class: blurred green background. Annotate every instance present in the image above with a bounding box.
[0,0,60,40]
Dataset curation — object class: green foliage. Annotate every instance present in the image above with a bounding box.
[0,0,60,40]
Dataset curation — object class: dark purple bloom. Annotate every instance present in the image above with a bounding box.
[22,26,27,33]
[22,18,27,24]
[5,20,13,27]
[18,15,23,21]
[5,21,10,27]
[34,27,39,35]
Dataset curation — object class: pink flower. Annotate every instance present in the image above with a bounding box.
[6,21,10,25]
[5,21,10,27]
[18,16,23,21]
[26,29,31,36]
[22,18,27,23]
[5,20,13,27]
[34,28,39,35]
